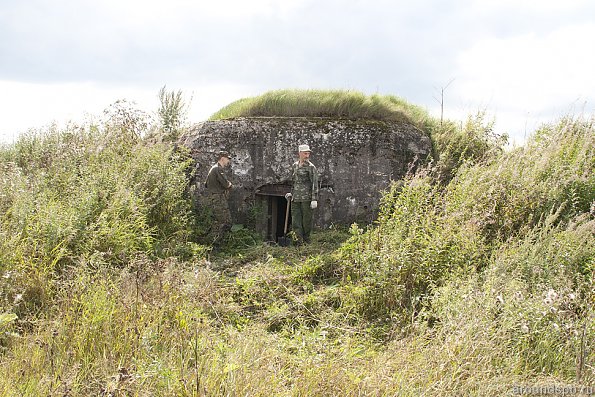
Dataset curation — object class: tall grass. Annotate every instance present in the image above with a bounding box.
[445,116,594,242]
[0,119,200,324]
[430,111,508,182]
[325,116,594,381]
[209,89,435,129]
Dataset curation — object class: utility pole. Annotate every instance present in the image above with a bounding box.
[433,79,455,127]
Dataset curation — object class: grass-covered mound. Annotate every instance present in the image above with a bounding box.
[209,89,434,128]
[209,89,507,182]
[0,96,593,395]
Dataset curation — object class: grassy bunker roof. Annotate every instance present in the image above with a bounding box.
[209,89,436,132]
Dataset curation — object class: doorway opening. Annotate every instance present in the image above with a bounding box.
[255,184,291,243]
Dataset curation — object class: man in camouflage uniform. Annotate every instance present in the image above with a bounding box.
[204,150,233,244]
[285,144,319,244]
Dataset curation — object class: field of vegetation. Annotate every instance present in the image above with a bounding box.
[0,90,593,396]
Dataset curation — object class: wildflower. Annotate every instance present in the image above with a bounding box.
[546,289,558,301]
[521,324,529,333]
[496,294,504,305]
[544,289,558,305]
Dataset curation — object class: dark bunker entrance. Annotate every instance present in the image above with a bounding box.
[255,184,291,243]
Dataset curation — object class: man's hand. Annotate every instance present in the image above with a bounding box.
[310,200,318,209]
[285,192,292,200]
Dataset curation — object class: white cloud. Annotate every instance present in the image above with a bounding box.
[0,80,258,143]
[0,81,149,142]
[449,22,595,143]
[1,0,595,144]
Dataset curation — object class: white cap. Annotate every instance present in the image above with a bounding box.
[298,144,311,152]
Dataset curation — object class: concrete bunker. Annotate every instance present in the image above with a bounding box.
[179,117,432,242]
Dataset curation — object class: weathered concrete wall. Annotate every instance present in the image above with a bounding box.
[179,117,431,237]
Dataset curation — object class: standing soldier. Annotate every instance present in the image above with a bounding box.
[204,150,233,244]
[285,144,319,244]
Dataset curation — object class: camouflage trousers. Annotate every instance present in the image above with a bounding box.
[291,200,313,244]
[202,192,231,243]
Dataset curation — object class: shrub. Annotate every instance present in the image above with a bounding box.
[333,176,488,330]
[444,116,594,242]
[0,115,199,321]
[328,116,593,335]
[156,85,189,142]
[430,111,508,182]
[431,215,594,379]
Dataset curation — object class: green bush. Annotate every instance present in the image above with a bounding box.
[156,85,189,142]
[430,111,508,182]
[444,116,594,242]
[333,177,487,330]
[431,215,594,379]
[328,116,593,336]
[0,116,200,320]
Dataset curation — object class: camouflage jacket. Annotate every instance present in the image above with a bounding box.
[205,163,231,194]
[290,160,319,202]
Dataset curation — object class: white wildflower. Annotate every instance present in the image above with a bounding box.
[546,289,558,301]
[496,294,504,305]
[544,289,558,305]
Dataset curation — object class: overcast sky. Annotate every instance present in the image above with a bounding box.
[1,0,594,145]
